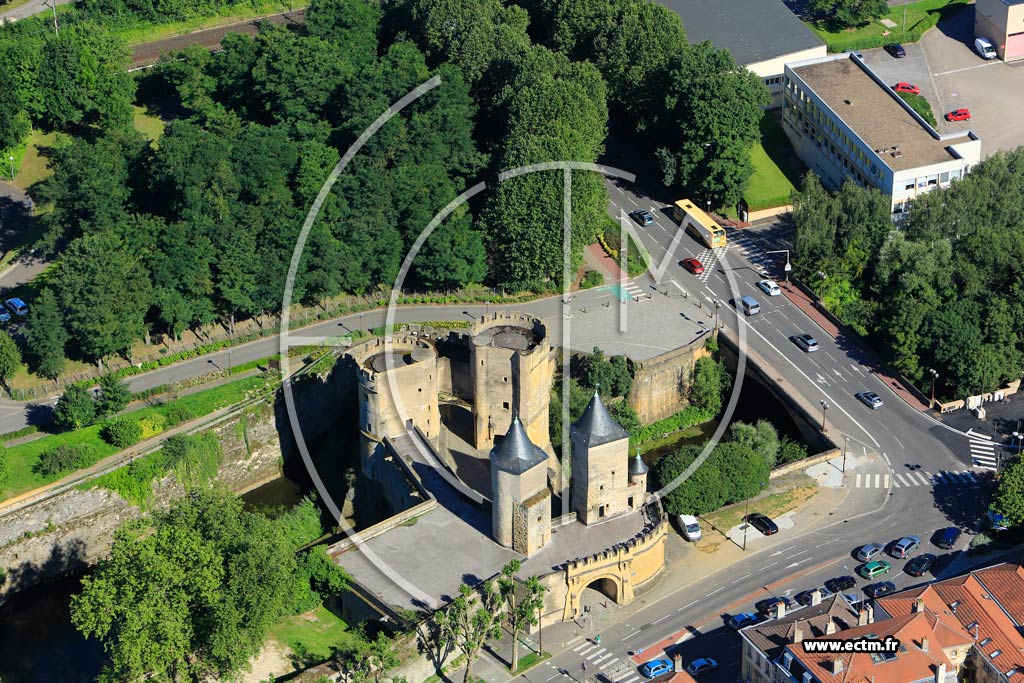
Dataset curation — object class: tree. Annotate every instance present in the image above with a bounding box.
[70,489,300,683]
[53,385,96,432]
[432,582,504,683]
[574,347,632,397]
[55,232,152,363]
[95,374,132,418]
[24,288,68,380]
[0,330,21,390]
[656,445,726,516]
[335,631,401,683]
[716,442,770,503]
[691,356,727,414]
[993,457,1024,528]
[807,0,888,29]
[499,560,546,672]
[729,420,780,468]
[0,66,29,150]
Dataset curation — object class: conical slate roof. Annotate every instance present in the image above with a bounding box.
[629,452,649,476]
[490,415,548,474]
[571,391,630,447]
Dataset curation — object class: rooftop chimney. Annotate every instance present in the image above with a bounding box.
[858,608,869,626]
[936,662,947,683]
[775,602,787,620]
[811,589,822,607]
[922,637,929,652]
[826,618,837,635]
[914,598,926,613]
[794,624,805,643]
[673,654,683,673]
[831,658,844,674]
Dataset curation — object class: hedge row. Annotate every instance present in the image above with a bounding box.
[630,406,715,445]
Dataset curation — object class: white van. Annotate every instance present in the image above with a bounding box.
[975,37,997,60]
[740,295,760,316]
[677,514,702,541]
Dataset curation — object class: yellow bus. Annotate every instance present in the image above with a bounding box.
[671,199,727,249]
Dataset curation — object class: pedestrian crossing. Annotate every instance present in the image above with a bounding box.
[564,639,639,683]
[966,430,999,470]
[621,279,645,301]
[725,228,778,277]
[853,470,981,488]
[695,246,729,283]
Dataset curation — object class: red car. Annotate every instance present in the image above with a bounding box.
[681,258,704,275]
[893,82,920,95]
[945,108,971,122]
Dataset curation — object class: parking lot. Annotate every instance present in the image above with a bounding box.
[859,3,1024,156]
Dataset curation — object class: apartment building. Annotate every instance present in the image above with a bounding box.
[782,53,981,214]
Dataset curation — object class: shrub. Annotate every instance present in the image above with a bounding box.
[102,417,144,448]
[163,403,196,426]
[896,91,937,127]
[581,270,605,289]
[778,436,810,464]
[34,444,91,476]
[54,385,96,432]
[138,414,166,439]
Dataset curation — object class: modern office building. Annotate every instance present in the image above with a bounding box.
[782,53,981,214]
[656,0,826,107]
[975,0,1024,61]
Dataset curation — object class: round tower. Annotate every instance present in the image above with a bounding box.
[346,334,440,477]
[470,311,554,454]
[490,415,551,556]
[628,450,650,510]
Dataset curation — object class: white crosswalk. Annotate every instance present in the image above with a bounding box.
[621,280,645,301]
[724,227,781,277]
[853,470,980,488]
[558,642,634,683]
[967,430,998,470]
[696,246,729,283]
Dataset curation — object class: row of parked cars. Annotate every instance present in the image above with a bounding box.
[0,297,28,323]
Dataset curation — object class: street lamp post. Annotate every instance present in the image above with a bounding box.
[706,199,712,216]
[359,312,364,332]
[820,400,829,433]
[714,300,721,329]
[742,495,750,550]
[842,436,849,472]
[7,156,13,182]
[765,250,791,283]
[928,368,939,406]
[1014,432,1022,456]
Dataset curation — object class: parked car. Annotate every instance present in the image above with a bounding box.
[856,391,884,409]
[975,37,997,59]
[757,279,781,296]
[858,560,892,579]
[680,258,705,275]
[631,209,655,226]
[676,514,702,542]
[855,543,884,562]
[864,581,897,598]
[728,613,760,629]
[885,43,907,58]
[891,535,921,559]
[905,554,936,577]
[988,508,1009,531]
[945,108,971,122]
[893,82,920,95]
[935,527,961,549]
[756,596,794,616]
[824,575,857,593]
[795,586,834,606]
[0,309,10,324]
[686,659,718,676]
[5,297,27,316]
[745,513,778,536]
[791,333,819,352]
[640,659,673,679]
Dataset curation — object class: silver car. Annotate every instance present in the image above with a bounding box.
[855,542,884,562]
[891,535,920,558]
[792,333,819,352]
[856,391,884,409]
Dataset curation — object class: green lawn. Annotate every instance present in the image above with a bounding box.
[735,113,805,214]
[118,0,310,45]
[807,0,969,52]
[1,374,273,500]
[133,105,166,143]
[267,605,359,667]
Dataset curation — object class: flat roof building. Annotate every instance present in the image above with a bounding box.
[976,0,1024,61]
[782,53,981,214]
[656,0,826,106]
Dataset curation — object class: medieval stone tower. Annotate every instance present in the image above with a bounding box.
[490,415,552,556]
[628,451,649,497]
[470,312,555,454]
[570,392,645,525]
[349,334,440,478]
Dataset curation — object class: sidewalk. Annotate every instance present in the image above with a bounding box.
[779,280,929,412]
[585,243,628,282]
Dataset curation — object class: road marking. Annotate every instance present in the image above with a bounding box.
[578,645,595,656]
[706,586,724,597]
[545,673,560,681]
[892,476,901,488]
[622,630,641,642]
[568,636,585,647]
[652,614,671,624]
[883,474,890,488]
[680,600,698,610]
[574,643,589,652]
[760,562,778,570]
[731,573,752,583]
[874,473,880,488]
[593,652,615,663]
[856,473,862,488]
[934,61,1002,76]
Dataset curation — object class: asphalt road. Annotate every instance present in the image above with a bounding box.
[0,0,73,23]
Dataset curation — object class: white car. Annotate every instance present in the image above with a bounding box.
[676,514,702,541]
[757,280,781,296]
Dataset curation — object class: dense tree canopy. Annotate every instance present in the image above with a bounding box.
[807,0,888,29]
[656,441,770,516]
[792,150,1024,398]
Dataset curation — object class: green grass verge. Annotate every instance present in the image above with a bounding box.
[117,0,309,45]
[897,91,937,127]
[516,651,550,672]
[267,605,359,666]
[702,479,817,532]
[132,105,166,142]
[807,0,969,52]
[1,374,273,500]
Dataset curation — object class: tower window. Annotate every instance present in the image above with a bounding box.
[504,377,509,382]
[503,402,510,410]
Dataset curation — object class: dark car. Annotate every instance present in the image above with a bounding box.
[935,527,961,550]
[756,596,794,616]
[825,575,858,593]
[795,587,834,606]
[680,258,705,275]
[864,581,897,598]
[905,554,936,577]
[631,209,655,226]
[746,513,779,535]
[885,43,907,58]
